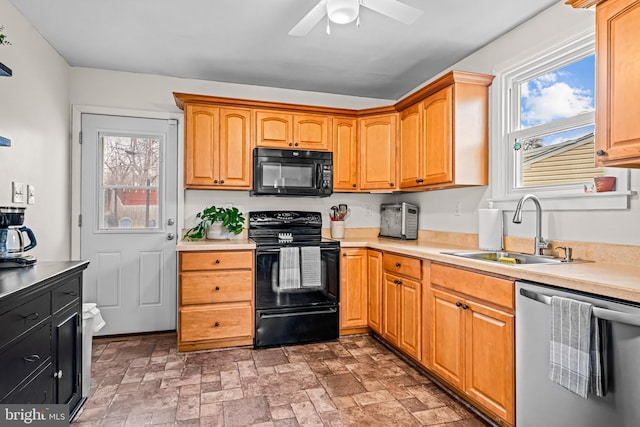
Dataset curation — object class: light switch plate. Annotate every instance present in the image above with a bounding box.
[27,185,35,204]
[12,181,25,204]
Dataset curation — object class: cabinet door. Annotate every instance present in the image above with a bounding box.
[340,249,368,330]
[294,114,331,151]
[359,115,397,190]
[382,273,400,345]
[255,111,293,148]
[422,87,453,185]
[54,307,82,411]
[333,117,359,191]
[367,250,383,334]
[398,277,421,360]
[595,0,640,167]
[430,287,464,389]
[465,300,514,425]
[399,103,424,188]
[185,104,219,187]
[219,108,252,188]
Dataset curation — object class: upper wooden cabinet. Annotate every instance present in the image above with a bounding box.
[182,102,252,189]
[359,114,397,191]
[255,110,332,150]
[398,72,493,190]
[333,117,359,191]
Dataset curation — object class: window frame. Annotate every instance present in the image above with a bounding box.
[491,28,630,211]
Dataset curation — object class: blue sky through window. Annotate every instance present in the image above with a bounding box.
[520,54,595,131]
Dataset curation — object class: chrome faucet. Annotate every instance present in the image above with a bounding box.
[512,194,548,255]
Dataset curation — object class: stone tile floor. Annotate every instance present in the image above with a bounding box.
[72,333,487,426]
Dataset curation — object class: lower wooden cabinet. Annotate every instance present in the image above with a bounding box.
[178,250,254,351]
[430,263,515,426]
[340,248,368,333]
[366,250,383,334]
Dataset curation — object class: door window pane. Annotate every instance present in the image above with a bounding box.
[100,134,161,230]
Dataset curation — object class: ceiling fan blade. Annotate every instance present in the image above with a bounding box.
[289,0,329,37]
[361,0,423,25]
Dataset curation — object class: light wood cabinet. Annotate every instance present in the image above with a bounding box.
[397,72,493,190]
[382,253,421,360]
[178,250,254,351]
[429,263,515,426]
[256,110,331,150]
[367,250,383,334]
[594,0,640,167]
[333,117,359,191]
[339,248,368,333]
[183,104,252,189]
[359,114,397,191]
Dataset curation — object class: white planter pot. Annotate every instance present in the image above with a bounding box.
[206,221,228,240]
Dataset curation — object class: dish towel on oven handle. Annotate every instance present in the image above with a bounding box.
[549,296,606,398]
[300,246,322,288]
[278,247,301,290]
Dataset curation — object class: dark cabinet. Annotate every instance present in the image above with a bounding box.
[0,262,88,419]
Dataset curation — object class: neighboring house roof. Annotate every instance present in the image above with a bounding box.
[522,132,594,168]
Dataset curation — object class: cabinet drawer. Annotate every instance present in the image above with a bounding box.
[181,271,253,305]
[431,264,514,310]
[52,276,81,313]
[3,362,54,404]
[180,305,253,343]
[0,292,51,350]
[0,324,51,400]
[383,253,421,280]
[181,251,253,271]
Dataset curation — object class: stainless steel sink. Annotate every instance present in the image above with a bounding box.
[442,251,565,265]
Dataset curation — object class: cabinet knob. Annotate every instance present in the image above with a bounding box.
[214,180,218,184]
[215,259,220,264]
[393,279,402,285]
[54,370,63,379]
[343,252,347,257]
[215,286,220,291]
[395,262,401,268]
[416,179,424,183]
[352,184,356,188]
[462,304,469,310]
[220,179,225,184]
[455,302,462,307]
[214,322,220,327]
[596,150,606,156]
[23,354,41,363]
[294,143,299,147]
[389,183,394,187]
[288,143,293,147]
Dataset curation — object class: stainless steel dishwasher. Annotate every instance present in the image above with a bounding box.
[516,280,640,427]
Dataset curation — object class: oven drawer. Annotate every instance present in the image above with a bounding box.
[180,271,253,305]
[181,251,253,271]
[383,253,421,280]
[180,304,253,342]
[255,306,339,348]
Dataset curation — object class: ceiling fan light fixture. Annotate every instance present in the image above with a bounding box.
[327,0,360,24]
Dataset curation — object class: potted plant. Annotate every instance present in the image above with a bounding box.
[183,205,245,240]
[0,26,11,46]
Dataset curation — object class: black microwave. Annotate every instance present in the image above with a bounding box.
[251,148,333,197]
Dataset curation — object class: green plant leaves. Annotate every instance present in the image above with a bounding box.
[182,205,246,240]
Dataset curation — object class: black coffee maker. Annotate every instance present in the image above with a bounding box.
[0,206,37,268]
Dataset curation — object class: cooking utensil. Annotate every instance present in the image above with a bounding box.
[330,206,339,220]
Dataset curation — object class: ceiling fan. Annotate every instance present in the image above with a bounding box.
[288,0,423,36]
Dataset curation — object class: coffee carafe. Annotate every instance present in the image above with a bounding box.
[0,206,37,268]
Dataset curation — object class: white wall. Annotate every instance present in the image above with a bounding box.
[399,1,640,246]
[0,0,71,261]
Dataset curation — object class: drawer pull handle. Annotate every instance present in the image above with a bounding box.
[65,291,79,297]
[215,286,220,291]
[214,322,220,327]
[54,370,63,379]
[455,302,462,307]
[215,259,221,264]
[24,354,41,363]
[22,312,40,321]
[395,262,401,268]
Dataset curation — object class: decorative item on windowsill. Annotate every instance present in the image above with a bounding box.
[594,176,616,192]
[0,25,12,77]
[183,205,245,240]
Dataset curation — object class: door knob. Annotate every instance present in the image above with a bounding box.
[166,233,175,240]
[167,218,175,226]
[54,370,63,379]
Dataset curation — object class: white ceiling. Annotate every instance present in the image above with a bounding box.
[10,0,560,100]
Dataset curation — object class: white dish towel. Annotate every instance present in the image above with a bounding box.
[278,247,301,290]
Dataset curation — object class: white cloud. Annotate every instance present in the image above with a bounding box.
[522,80,593,127]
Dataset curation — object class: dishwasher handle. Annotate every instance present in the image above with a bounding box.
[520,288,640,327]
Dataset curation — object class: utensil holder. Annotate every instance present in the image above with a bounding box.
[330,221,345,239]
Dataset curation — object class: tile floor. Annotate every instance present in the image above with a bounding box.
[72,333,487,426]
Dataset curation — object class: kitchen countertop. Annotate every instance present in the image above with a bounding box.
[177,237,640,304]
[0,260,90,301]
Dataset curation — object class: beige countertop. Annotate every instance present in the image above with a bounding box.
[177,237,640,304]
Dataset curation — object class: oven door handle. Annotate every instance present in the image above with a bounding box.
[257,247,338,253]
[259,308,337,319]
